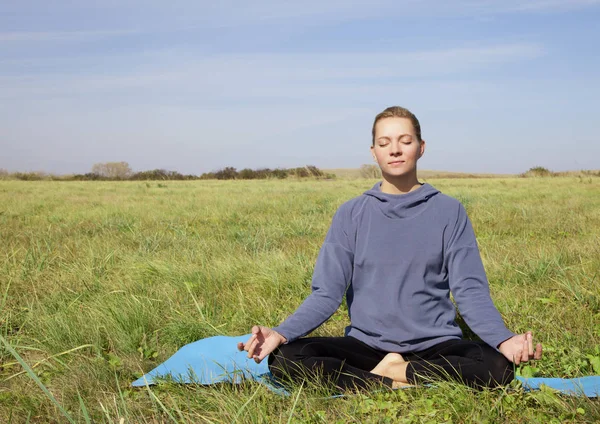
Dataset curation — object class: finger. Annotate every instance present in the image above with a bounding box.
[246,333,257,350]
[254,344,272,363]
[521,339,529,362]
[241,333,255,353]
[534,343,543,360]
[513,351,521,365]
[246,336,259,359]
[255,352,266,363]
[252,325,261,335]
[255,344,272,363]
[527,332,534,357]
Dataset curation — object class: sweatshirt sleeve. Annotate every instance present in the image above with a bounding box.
[446,202,515,349]
[273,204,354,343]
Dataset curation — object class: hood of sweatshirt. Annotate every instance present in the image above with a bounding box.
[363,182,440,219]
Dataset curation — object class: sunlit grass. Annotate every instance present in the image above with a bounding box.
[1,178,599,422]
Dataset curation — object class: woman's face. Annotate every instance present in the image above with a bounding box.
[370,117,425,179]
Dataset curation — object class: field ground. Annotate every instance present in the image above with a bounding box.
[1,177,599,422]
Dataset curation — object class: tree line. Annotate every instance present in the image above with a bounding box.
[0,162,336,181]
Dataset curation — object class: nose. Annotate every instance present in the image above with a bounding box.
[390,140,402,156]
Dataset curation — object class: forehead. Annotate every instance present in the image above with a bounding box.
[374,117,416,137]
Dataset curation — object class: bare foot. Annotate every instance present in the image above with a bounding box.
[392,380,412,389]
[371,352,408,384]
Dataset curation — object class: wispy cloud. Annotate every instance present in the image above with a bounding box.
[139,0,600,24]
[0,29,138,43]
[2,0,598,39]
[505,0,600,12]
[0,43,544,102]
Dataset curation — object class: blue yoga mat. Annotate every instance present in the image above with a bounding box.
[132,335,600,398]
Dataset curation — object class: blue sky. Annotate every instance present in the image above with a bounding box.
[1,1,599,174]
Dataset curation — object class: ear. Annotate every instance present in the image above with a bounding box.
[370,145,377,162]
[418,139,426,158]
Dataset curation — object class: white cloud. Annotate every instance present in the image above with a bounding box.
[504,0,600,12]
[0,43,543,102]
[1,0,598,40]
[0,29,138,43]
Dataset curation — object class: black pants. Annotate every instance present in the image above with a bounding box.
[268,336,514,392]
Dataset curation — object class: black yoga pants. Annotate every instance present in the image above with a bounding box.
[268,336,514,392]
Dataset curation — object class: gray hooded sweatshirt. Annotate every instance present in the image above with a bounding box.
[273,182,515,353]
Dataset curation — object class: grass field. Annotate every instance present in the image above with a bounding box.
[1,177,599,423]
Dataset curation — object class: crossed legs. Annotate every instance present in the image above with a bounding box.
[268,336,392,391]
[268,336,513,392]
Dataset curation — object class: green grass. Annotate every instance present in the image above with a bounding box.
[1,178,599,423]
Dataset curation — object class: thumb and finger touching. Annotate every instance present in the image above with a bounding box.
[236,326,283,363]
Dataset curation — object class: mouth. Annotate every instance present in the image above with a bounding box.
[388,160,405,165]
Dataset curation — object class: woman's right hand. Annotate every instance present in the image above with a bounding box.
[237,325,287,363]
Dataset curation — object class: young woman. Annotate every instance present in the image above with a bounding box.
[238,106,542,391]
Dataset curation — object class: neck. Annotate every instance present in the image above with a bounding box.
[380,174,422,194]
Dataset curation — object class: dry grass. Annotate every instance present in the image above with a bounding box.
[1,178,599,422]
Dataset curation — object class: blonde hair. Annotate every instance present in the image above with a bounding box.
[371,106,422,146]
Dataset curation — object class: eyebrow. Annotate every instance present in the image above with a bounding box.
[377,134,414,141]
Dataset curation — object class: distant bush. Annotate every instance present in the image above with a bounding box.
[197,165,331,180]
[288,165,328,179]
[289,167,309,178]
[72,173,106,181]
[3,165,334,181]
[238,168,257,179]
[13,171,49,181]
[553,169,600,178]
[306,165,324,177]
[520,166,554,178]
[583,170,600,177]
[91,161,132,179]
[214,167,238,180]
[271,168,288,179]
[254,168,272,179]
[359,164,381,178]
[129,169,196,180]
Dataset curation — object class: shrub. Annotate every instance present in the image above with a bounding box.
[289,167,309,178]
[271,168,288,179]
[13,171,48,181]
[521,166,553,178]
[306,165,323,177]
[360,164,381,178]
[199,172,216,180]
[214,167,238,180]
[71,173,106,181]
[129,169,195,180]
[5,165,331,181]
[238,168,257,179]
[254,168,271,179]
[91,161,132,179]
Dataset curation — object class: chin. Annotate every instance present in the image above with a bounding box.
[384,170,412,178]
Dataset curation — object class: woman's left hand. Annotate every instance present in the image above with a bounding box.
[498,331,543,365]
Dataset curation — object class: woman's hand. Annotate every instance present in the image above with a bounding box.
[237,325,287,363]
[498,331,543,365]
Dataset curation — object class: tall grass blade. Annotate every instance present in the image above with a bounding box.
[0,334,76,424]
[77,390,92,424]
[287,382,304,424]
